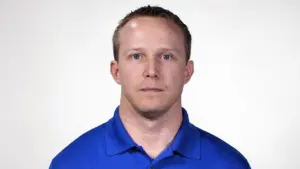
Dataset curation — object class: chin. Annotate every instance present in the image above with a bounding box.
[133,102,171,120]
[123,92,175,119]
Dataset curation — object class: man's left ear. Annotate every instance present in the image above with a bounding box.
[184,60,194,84]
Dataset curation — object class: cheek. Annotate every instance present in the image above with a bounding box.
[119,65,141,87]
[164,67,185,88]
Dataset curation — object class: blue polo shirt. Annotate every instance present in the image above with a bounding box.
[49,106,251,169]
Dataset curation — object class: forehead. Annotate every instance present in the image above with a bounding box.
[118,16,185,53]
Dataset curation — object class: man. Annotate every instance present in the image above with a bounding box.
[49,5,251,169]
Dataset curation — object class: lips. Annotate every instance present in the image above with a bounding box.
[140,88,163,92]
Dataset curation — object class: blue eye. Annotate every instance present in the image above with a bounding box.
[162,54,171,60]
[132,53,141,60]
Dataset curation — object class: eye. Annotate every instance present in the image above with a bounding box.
[132,53,141,60]
[162,54,172,60]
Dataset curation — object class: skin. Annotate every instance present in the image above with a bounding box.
[110,16,194,159]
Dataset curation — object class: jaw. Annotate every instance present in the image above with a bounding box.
[120,90,182,120]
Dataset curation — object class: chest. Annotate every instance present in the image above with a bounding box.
[96,152,221,169]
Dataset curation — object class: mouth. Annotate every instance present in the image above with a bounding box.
[140,88,164,92]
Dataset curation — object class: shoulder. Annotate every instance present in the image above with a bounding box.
[193,124,251,169]
[49,122,108,169]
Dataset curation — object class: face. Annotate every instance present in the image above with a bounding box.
[111,16,194,120]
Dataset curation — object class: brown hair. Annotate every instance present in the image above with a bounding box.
[112,5,192,63]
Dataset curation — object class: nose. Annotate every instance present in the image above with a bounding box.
[142,59,160,79]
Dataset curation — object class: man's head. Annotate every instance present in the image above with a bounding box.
[110,5,194,120]
[112,5,192,62]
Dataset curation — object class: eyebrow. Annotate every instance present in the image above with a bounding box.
[123,47,181,55]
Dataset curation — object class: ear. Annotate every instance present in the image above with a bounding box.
[184,60,194,84]
[110,60,121,85]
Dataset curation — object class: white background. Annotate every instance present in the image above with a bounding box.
[0,0,299,169]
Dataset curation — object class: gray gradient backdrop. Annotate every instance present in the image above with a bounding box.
[0,0,299,169]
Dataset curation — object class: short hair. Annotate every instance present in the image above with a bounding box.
[112,5,192,63]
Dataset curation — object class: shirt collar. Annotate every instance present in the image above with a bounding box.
[105,106,136,156]
[105,106,202,159]
[171,107,202,159]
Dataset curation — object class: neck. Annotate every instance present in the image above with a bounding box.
[119,96,183,159]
